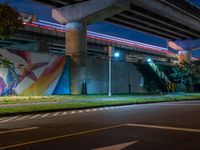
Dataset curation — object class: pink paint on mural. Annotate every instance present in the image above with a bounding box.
[0,49,69,96]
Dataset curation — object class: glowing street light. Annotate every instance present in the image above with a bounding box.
[114,52,120,58]
[147,58,152,62]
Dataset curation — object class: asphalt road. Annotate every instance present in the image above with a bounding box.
[0,100,200,150]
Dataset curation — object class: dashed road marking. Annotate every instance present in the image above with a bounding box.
[62,112,67,115]
[15,115,31,121]
[0,116,19,123]
[2,102,198,123]
[29,114,41,119]
[70,111,75,114]
[40,113,50,118]
[0,105,133,124]
[0,117,9,121]
[51,112,59,117]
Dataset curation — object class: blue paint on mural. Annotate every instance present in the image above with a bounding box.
[53,58,70,95]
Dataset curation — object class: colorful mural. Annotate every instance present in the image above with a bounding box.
[0,49,70,96]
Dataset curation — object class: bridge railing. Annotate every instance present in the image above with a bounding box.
[20,20,177,59]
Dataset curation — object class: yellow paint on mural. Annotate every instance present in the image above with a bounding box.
[20,57,66,96]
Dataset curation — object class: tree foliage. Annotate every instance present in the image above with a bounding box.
[170,61,200,91]
[0,3,23,39]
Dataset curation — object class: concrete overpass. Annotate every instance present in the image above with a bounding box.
[0,20,177,65]
[34,0,200,40]
[33,0,200,61]
[30,0,200,93]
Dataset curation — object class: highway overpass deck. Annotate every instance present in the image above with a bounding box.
[34,0,200,40]
[0,20,177,63]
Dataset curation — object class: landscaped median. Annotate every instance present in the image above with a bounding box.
[0,93,200,116]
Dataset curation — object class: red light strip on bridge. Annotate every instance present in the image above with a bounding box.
[24,20,174,56]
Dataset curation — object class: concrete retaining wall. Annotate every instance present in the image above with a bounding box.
[87,58,143,94]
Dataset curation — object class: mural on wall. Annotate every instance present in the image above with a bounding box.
[0,49,70,96]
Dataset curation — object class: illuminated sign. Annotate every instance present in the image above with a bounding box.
[20,13,36,23]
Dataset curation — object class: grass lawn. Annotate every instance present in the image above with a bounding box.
[0,95,112,104]
[0,93,200,116]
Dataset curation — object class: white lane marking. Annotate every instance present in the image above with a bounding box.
[0,127,39,134]
[0,104,152,123]
[93,140,138,150]
[0,116,19,123]
[40,113,50,118]
[29,114,41,119]
[52,112,60,117]
[126,124,200,133]
[15,115,31,121]
[0,117,10,121]
[62,112,67,115]
[70,111,75,114]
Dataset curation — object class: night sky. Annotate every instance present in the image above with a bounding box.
[1,0,200,57]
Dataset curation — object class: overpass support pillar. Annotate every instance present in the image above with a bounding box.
[52,0,131,94]
[66,22,87,95]
[178,50,192,63]
[168,38,200,63]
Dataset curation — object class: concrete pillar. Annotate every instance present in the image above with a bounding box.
[52,0,131,95]
[65,22,87,94]
[178,50,192,63]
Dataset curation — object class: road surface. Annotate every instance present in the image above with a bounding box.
[0,100,200,150]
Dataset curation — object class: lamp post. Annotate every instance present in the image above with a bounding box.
[108,46,120,96]
[108,46,113,96]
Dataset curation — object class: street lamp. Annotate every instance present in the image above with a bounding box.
[114,52,120,58]
[147,58,152,62]
[108,47,120,96]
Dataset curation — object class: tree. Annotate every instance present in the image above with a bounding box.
[0,3,23,39]
[170,61,200,92]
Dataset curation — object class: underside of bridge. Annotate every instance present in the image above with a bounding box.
[33,0,200,94]
[34,0,200,40]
